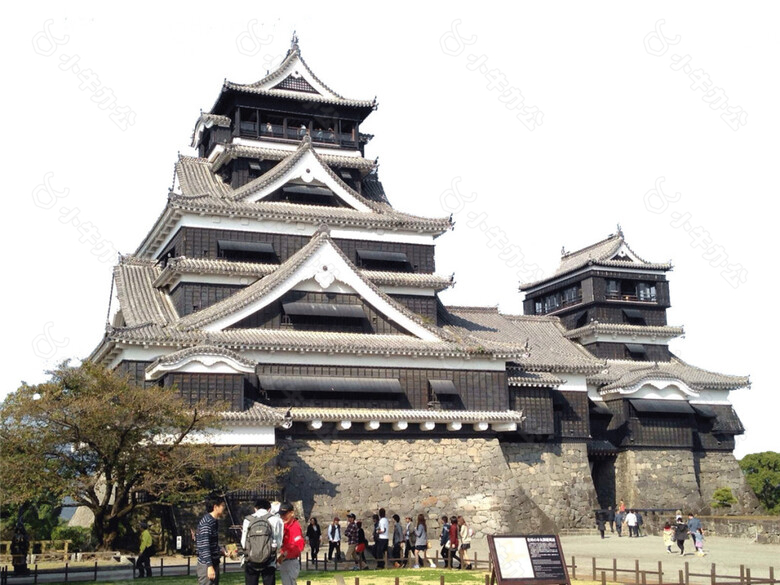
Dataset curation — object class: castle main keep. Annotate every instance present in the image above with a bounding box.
[89,39,757,534]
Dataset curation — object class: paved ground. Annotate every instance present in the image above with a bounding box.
[467,533,779,583]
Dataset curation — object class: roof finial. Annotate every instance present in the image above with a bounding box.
[291,31,299,49]
[561,246,568,256]
[616,223,623,237]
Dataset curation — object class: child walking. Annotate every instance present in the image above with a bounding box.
[693,529,706,556]
[662,522,674,553]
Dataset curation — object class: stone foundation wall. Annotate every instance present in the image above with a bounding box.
[500,443,598,528]
[694,451,760,514]
[277,438,597,533]
[614,449,702,510]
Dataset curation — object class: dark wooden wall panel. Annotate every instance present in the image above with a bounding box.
[159,227,435,273]
[256,364,507,411]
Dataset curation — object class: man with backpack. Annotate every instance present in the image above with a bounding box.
[240,499,283,585]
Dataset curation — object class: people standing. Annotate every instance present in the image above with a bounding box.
[136,521,154,578]
[635,510,643,537]
[625,510,638,538]
[305,518,321,566]
[686,513,702,549]
[674,517,689,556]
[375,508,390,568]
[458,516,473,570]
[413,514,429,568]
[327,517,341,561]
[439,516,451,567]
[241,499,283,585]
[392,514,404,568]
[196,498,227,585]
[277,502,305,585]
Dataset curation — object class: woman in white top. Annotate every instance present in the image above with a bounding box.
[458,516,473,569]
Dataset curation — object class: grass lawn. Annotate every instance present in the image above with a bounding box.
[30,567,494,585]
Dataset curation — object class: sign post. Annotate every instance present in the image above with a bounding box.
[487,535,570,585]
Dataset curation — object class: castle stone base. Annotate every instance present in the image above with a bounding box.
[613,449,757,514]
[277,438,598,533]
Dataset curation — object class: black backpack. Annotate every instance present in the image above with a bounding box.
[244,515,275,566]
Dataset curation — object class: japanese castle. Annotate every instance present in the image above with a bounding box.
[89,38,756,532]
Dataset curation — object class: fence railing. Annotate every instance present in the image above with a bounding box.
[569,556,777,585]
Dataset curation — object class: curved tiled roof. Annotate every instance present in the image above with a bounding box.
[442,308,604,373]
[564,322,685,339]
[105,325,504,359]
[520,231,672,290]
[506,369,564,388]
[220,41,375,109]
[114,257,178,326]
[221,400,287,424]
[589,357,749,392]
[146,344,257,371]
[153,257,453,292]
[211,144,376,173]
[171,153,450,234]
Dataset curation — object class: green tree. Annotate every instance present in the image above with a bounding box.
[739,451,780,514]
[710,487,738,510]
[0,361,279,550]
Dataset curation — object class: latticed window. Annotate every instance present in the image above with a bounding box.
[275,75,318,93]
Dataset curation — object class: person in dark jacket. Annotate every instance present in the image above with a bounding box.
[306,518,321,566]
[674,517,689,555]
[606,506,615,533]
[614,509,625,537]
[596,513,606,539]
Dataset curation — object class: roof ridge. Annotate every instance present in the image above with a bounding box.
[561,232,621,260]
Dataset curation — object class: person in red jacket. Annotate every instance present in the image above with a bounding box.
[277,503,305,585]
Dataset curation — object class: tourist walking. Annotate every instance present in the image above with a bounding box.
[662,522,674,553]
[635,510,643,537]
[686,513,702,548]
[693,529,706,556]
[241,498,283,585]
[403,516,415,567]
[674,517,689,555]
[136,521,154,578]
[614,509,624,537]
[305,518,321,566]
[625,510,638,537]
[356,521,368,568]
[327,517,341,561]
[439,516,452,567]
[196,498,227,585]
[277,502,305,585]
[448,515,461,569]
[376,508,390,568]
[458,516,473,570]
[392,514,404,568]
[413,514,430,568]
[596,514,606,539]
[345,513,363,570]
[606,506,615,533]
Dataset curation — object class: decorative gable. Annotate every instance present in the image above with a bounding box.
[177,230,443,342]
[232,140,374,212]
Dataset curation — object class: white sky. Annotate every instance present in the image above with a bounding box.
[3,2,777,459]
